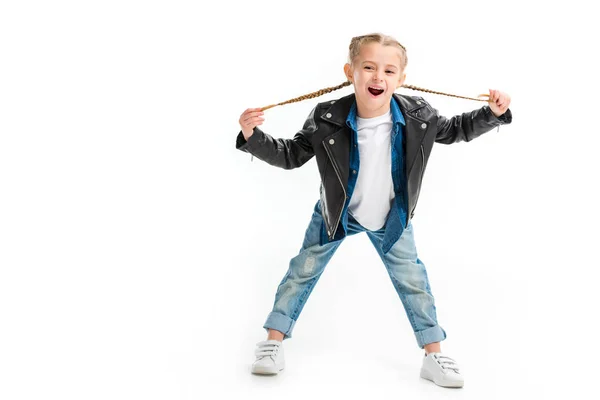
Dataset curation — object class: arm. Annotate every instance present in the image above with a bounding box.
[235,106,317,169]
[433,103,513,145]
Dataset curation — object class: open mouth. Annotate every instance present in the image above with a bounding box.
[368,87,384,96]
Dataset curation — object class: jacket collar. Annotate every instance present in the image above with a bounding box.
[320,92,423,129]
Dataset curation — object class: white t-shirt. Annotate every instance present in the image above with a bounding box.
[348,109,395,231]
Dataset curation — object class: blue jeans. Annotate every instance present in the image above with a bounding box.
[263,200,447,349]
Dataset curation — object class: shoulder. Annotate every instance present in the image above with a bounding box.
[393,92,433,115]
[312,93,356,124]
[394,92,428,106]
[392,92,441,122]
[314,100,336,111]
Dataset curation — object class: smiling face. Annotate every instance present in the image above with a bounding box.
[344,42,407,118]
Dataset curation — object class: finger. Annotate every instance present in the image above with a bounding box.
[240,109,258,123]
[241,111,264,124]
[243,116,265,127]
[243,108,258,116]
[244,108,262,115]
[242,108,263,117]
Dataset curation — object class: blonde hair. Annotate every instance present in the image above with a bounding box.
[348,32,408,71]
[260,33,489,111]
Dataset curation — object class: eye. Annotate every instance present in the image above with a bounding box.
[364,66,373,70]
[386,71,395,74]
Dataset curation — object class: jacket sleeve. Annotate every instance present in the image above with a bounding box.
[235,105,317,169]
[431,101,513,145]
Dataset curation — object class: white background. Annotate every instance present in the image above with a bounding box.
[1,0,599,399]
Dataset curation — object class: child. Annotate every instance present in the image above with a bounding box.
[235,33,512,388]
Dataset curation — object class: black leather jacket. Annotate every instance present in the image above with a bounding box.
[236,92,512,241]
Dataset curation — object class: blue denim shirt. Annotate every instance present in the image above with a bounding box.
[321,96,409,254]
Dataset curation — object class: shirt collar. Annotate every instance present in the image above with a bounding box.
[345,96,406,131]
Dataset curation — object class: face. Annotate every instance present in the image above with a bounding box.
[344,42,406,118]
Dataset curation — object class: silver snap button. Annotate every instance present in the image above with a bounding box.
[329,139,335,145]
[352,170,356,174]
[416,101,421,105]
[326,113,332,118]
[421,123,427,129]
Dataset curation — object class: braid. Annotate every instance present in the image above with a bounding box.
[260,81,353,111]
[401,84,489,102]
[260,81,489,111]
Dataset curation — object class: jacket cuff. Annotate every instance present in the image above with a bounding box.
[235,128,264,153]
[484,105,512,125]
[235,130,249,152]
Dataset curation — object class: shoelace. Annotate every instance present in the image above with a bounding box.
[255,341,280,360]
[434,354,460,373]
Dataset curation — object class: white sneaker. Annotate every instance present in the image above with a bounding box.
[251,339,285,375]
[420,352,464,388]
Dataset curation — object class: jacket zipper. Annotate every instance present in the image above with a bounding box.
[412,145,425,217]
[323,142,347,239]
[419,145,425,183]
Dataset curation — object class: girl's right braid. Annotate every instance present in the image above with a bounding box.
[260,81,490,111]
[259,81,352,111]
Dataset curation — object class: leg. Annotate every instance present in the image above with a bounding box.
[264,201,363,340]
[366,222,446,349]
[423,342,441,354]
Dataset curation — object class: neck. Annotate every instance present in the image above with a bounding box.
[356,96,391,119]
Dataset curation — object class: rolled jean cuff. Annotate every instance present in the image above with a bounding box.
[415,325,447,348]
[263,312,296,340]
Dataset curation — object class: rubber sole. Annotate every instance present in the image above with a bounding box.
[251,365,285,375]
[420,368,464,388]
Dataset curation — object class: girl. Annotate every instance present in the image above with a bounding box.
[236,33,512,388]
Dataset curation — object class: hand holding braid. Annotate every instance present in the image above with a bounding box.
[486,88,511,117]
[239,107,264,140]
